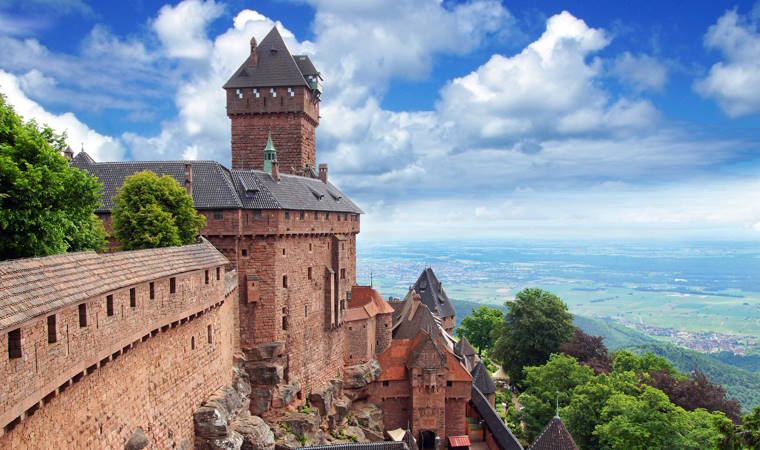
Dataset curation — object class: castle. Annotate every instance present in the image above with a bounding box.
[0,26,577,450]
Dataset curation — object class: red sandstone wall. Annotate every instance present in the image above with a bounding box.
[444,398,467,438]
[227,86,319,172]
[0,271,236,449]
[345,318,373,365]
[375,314,392,355]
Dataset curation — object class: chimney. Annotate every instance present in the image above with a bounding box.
[63,146,74,160]
[184,163,193,197]
[319,163,328,184]
[250,36,258,66]
[272,160,280,182]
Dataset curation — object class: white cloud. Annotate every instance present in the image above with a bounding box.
[437,11,657,140]
[612,52,668,92]
[694,7,760,117]
[0,69,125,161]
[152,0,224,60]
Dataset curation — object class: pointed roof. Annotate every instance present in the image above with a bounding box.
[413,268,456,319]
[224,27,313,89]
[528,417,578,450]
[471,361,497,395]
[72,150,95,166]
[454,336,476,358]
[470,386,524,450]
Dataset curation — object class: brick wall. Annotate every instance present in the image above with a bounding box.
[227,86,319,173]
[375,314,392,355]
[0,268,236,449]
[345,318,372,365]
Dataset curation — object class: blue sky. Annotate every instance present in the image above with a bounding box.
[1,0,759,241]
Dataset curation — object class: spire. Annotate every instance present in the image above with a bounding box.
[555,390,560,418]
[263,130,277,172]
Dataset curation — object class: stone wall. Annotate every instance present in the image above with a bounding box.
[0,270,237,449]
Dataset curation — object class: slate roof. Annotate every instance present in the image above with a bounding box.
[414,268,456,318]
[472,361,498,395]
[71,154,362,214]
[529,417,578,450]
[454,336,476,358]
[224,27,313,89]
[296,443,407,450]
[471,386,524,450]
[0,239,228,331]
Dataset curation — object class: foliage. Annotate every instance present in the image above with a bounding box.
[612,350,677,375]
[492,288,574,384]
[112,170,205,250]
[559,327,612,374]
[646,369,742,422]
[0,93,106,259]
[456,305,502,356]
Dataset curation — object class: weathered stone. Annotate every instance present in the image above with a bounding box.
[308,386,333,416]
[280,412,320,439]
[124,428,148,450]
[343,426,365,443]
[250,387,273,416]
[352,403,383,433]
[246,362,284,386]
[277,380,301,407]
[196,431,244,450]
[342,360,381,389]
[332,396,351,427]
[195,405,230,439]
[245,342,285,362]
[230,413,275,450]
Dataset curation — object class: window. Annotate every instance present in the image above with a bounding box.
[304,305,308,316]
[337,214,341,222]
[284,211,290,220]
[149,282,155,300]
[309,243,312,251]
[341,268,346,280]
[282,248,286,256]
[282,275,288,288]
[191,336,195,350]
[205,270,209,284]
[325,212,330,220]
[382,381,389,387]
[213,211,223,220]
[241,248,247,257]
[299,211,305,220]
[78,304,87,327]
[130,288,136,308]
[253,210,262,220]
[344,213,348,221]
[170,277,176,294]
[47,315,57,344]
[282,315,288,330]
[208,325,213,344]
[8,328,21,359]
[216,267,220,280]
[106,295,114,316]
[308,267,312,280]
[447,381,453,387]
[314,211,319,220]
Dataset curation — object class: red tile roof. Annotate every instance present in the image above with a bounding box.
[345,286,395,322]
[0,239,228,331]
[448,436,471,447]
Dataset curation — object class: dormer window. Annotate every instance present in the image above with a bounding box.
[328,190,342,201]
[309,187,324,200]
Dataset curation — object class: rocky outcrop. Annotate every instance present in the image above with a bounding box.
[124,428,148,450]
[271,412,325,450]
[244,342,285,362]
[343,360,381,390]
[195,366,274,450]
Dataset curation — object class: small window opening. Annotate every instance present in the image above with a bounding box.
[314,211,319,220]
[337,214,341,222]
[305,305,308,316]
[284,211,290,220]
[382,381,389,387]
[149,282,155,300]
[242,248,248,257]
[191,336,195,350]
[205,270,209,284]
[282,248,286,256]
[47,315,57,343]
[216,267,220,280]
[130,288,136,308]
[282,275,288,288]
[207,325,213,344]
[344,213,348,221]
[299,211,305,220]
[213,211,223,220]
[447,381,453,387]
[106,295,114,316]
[78,304,87,327]
[308,267,312,280]
[282,315,288,330]
[309,243,312,251]
[341,268,346,280]
[325,212,330,220]
[170,277,176,294]
[8,328,21,359]
[253,210,262,219]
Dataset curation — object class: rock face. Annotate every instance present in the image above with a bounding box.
[195,367,274,450]
[343,360,381,390]
[124,428,148,450]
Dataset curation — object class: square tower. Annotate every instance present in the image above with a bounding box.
[224,27,322,173]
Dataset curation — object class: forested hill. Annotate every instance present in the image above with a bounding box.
[574,315,760,412]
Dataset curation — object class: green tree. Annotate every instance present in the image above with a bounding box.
[612,350,676,375]
[456,305,503,356]
[492,288,574,384]
[112,170,205,250]
[0,94,105,259]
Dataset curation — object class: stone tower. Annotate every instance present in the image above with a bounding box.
[224,27,322,173]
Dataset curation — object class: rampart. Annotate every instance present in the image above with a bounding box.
[0,241,238,449]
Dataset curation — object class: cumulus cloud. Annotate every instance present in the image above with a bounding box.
[152,0,224,60]
[694,7,760,116]
[612,52,668,92]
[0,69,125,161]
[437,11,657,141]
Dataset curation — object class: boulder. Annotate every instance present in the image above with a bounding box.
[250,387,273,416]
[246,362,285,386]
[196,431,244,450]
[343,426,366,442]
[245,342,285,362]
[277,380,301,408]
[308,386,333,416]
[280,412,320,438]
[343,360,381,390]
[195,405,230,440]
[230,413,275,450]
[352,403,383,433]
[329,396,351,430]
[124,428,148,450]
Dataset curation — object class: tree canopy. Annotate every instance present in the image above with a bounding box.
[0,94,106,259]
[491,288,574,384]
[455,305,502,356]
[112,170,205,250]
